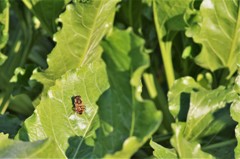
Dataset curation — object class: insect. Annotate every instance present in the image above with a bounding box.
[72,95,85,114]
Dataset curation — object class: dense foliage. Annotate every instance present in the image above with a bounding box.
[0,0,239,158]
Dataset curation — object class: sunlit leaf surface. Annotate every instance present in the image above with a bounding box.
[192,0,240,77]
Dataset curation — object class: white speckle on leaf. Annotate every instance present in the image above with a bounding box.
[77,122,87,129]
[105,23,109,28]
[69,114,87,130]
[137,85,142,93]
[70,73,78,81]
[182,78,189,85]
[203,0,214,9]
[48,90,53,98]
[85,106,92,114]
[33,69,38,74]
[69,114,76,120]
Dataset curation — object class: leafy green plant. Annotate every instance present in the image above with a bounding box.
[0,0,239,158]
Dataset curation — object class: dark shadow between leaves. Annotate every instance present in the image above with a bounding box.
[178,92,190,122]
[200,104,237,159]
[16,124,30,141]
[212,68,230,88]
[66,136,93,158]
[0,113,21,139]
[162,14,187,42]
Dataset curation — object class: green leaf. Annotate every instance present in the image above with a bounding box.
[0,52,7,65]
[0,0,9,49]
[0,133,65,158]
[153,0,191,88]
[168,76,205,119]
[231,66,240,158]
[150,140,177,159]
[17,58,109,157]
[0,113,21,138]
[184,86,237,140]
[171,123,213,158]
[33,0,119,94]
[0,1,39,115]
[16,111,47,141]
[169,77,237,140]
[93,29,162,158]
[22,0,69,35]
[17,0,119,157]
[230,100,240,158]
[28,34,54,69]
[8,94,34,116]
[115,0,142,32]
[192,0,240,77]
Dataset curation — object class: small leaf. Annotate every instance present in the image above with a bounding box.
[169,77,237,140]
[184,86,237,140]
[171,123,213,158]
[150,140,177,159]
[0,133,65,158]
[0,52,7,66]
[93,29,162,158]
[168,76,205,119]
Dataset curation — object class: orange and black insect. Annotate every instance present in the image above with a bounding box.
[72,95,85,114]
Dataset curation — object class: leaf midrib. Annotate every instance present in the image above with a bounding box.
[79,0,104,67]
[227,1,240,69]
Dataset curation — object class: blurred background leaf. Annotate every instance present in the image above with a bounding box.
[93,28,162,158]
[0,133,65,158]
[22,0,70,36]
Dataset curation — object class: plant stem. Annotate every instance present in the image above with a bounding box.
[0,89,11,114]
[159,39,175,89]
[153,2,175,89]
[143,73,173,132]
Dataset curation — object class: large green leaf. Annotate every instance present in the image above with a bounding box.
[17,58,108,157]
[93,29,162,158]
[150,140,177,159]
[22,0,69,35]
[192,0,240,77]
[0,0,9,50]
[153,0,191,87]
[16,1,119,157]
[0,133,65,158]
[33,0,119,94]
